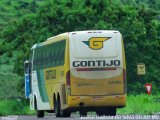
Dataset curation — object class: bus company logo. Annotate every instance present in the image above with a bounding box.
[82,37,111,50]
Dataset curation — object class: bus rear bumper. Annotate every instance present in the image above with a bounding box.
[67,94,126,109]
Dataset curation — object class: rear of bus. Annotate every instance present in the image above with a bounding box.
[66,30,126,115]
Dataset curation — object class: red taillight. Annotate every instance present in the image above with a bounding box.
[66,71,71,95]
[66,70,70,86]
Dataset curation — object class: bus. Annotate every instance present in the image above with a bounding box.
[24,30,126,117]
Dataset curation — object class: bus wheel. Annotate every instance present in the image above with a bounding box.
[96,111,104,116]
[58,98,71,117]
[35,97,44,118]
[36,110,44,118]
[60,109,71,117]
[79,111,87,117]
[54,98,60,117]
[96,107,116,116]
[96,108,105,116]
[107,107,116,116]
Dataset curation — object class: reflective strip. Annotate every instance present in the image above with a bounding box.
[76,67,117,71]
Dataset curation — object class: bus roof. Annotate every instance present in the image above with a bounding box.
[31,33,68,50]
[69,30,119,34]
[31,30,120,50]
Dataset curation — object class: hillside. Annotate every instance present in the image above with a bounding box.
[0,0,160,98]
[0,0,45,31]
[0,0,45,98]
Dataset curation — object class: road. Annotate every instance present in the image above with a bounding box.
[1,114,160,120]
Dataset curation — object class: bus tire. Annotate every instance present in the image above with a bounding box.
[36,110,44,118]
[60,109,71,117]
[107,107,116,116]
[54,97,60,117]
[34,97,44,118]
[96,111,106,116]
[96,108,105,116]
[58,97,71,117]
[96,107,116,116]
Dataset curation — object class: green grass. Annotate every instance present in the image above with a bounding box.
[0,94,160,116]
[118,94,160,114]
[0,99,35,116]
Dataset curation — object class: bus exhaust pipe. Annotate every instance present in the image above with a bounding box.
[79,102,84,107]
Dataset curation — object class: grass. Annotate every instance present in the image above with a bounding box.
[117,94,160,114]
[0,94,160,116]
[0,99,35,116]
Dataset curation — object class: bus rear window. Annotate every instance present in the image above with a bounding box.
[69,32,119,59]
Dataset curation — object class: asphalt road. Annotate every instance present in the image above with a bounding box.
[1,113,77,120]
[0,114,160,120]
[1,114,160,120]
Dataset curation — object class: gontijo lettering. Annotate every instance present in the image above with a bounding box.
[73,60,120,67]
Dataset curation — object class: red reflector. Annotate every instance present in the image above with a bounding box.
[77,67,117,71]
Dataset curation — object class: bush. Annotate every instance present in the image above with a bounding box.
[0,65,22,99]
[0,99,35,115]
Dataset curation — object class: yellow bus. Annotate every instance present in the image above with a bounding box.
[24,30,126,117]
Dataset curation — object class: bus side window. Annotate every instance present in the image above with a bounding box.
[42,47,45,69]
[61,47,65,65]
[33,49,38,70]
[48,45,53,66]
[60,40,66,65]
[37,47,42,69]
[56,46,59,66]
[51,47,55,66]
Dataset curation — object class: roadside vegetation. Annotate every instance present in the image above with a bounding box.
[0,94,160,115]
[118,94,160,115]
[0,99,35,116]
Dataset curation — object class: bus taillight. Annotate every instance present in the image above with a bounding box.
[66,70,71,95]
[66,70,70,85]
